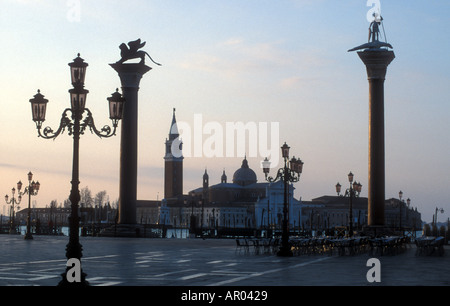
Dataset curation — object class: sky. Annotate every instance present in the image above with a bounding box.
[0,0,449,223]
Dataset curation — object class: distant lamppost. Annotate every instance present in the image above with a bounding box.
[29,54,125,286]
[335,172,362,237]
[397,191,404,230]
[406,197,411,228]
[184,198,197,235]
[390,190,409,234]
[434,207,444,226]
[262,142,304,257]
[199,199,204,238]
[5,184,22,234]
[18,171,40,240]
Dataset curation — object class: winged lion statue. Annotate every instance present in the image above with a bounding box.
[116,39,161,66]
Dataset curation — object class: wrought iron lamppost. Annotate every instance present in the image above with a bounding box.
[18,172,40,240]
[262,142,304,257]
[335,172,362,237]
[391,191,411,234]
[5,184,22,234]
[29,53,125,286]
[434,207,444,227]
[184,198,198,236]
[393,190,406,231]
[199,199,204,238]
[398,191,403,230]
[406,197,411,229]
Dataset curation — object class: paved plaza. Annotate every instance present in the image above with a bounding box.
[0,235,448,287]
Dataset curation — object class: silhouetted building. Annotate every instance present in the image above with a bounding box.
[137,152,303,232]
[164,108,183,200]
[16,207,70,227]
[300,196,422,231]
[137,109,423,236]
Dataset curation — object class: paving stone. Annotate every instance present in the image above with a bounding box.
[0,235,448,287]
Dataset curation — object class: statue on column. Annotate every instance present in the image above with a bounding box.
[368,13,383,42]
[116,38,162,66]
[348,14,392,52]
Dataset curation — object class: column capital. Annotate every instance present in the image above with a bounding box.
[358,50,395,80]
[110,63,151,88]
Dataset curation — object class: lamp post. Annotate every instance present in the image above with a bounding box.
[200,199,204,238]
[390,190,408,234]
[29,54,125,286]
[335,172,362,237]
[5,184,22,234]
[398,191,403,230]
[434,207,444,227]
[406,197,411,229]
[262,142,304,257]
[18,172,40,240]
[184,198,197,236]
[266,185,272,238]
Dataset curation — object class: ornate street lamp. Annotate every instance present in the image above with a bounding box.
[335,182,342,196]
[17,171,40,240]
[5,184,22,234]
[398,190,403,230]
[262,142,303,256]
[390,190,407,234]
[184,198,198,236]
[29,53,125,286]
[335,171,362,237]
[434,207,444,226]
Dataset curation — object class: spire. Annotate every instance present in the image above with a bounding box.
[221,169,227,184]
[241,155,249,169]
[169,107,179,140]
[203,168,209,189]
[165,107,183,159]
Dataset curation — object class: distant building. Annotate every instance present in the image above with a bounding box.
[137,109,423,236]
[137,110,304,231]
[299,195,422,231]
[10,109,424,237]
[254,180,302,230]
[15,203,117,228]
[137,149,303,232]
[15,207,71,227]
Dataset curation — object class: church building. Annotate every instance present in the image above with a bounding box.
[137,109,304,234]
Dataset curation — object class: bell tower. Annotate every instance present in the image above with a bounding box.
[202,169,209,204]
[164,108,183,199]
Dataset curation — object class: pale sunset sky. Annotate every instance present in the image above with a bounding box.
[0,0,449,223]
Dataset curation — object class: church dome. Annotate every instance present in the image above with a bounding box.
[232,157,257,186]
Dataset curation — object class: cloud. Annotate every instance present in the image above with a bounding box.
[8,0,44,3]
[221,38,245,46]
[279,76,318,89]
[218,37,293,66]
[277,49,330,89]
[176,37,334,101]
[178,37,295,82]
[289,0,325,9]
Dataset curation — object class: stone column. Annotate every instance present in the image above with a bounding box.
[358,50,395,227]
[110,63,151,225]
